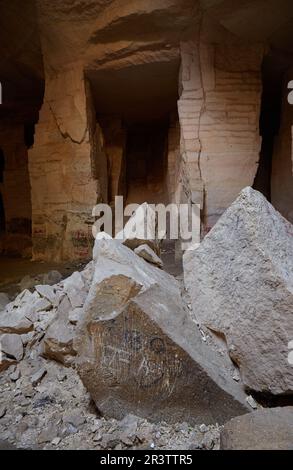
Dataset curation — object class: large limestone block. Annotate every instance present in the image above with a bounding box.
[221,407,293,450]
[184,187,293,395]
[76,239,249,425]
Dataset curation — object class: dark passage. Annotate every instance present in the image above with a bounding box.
[253,54,284,200]
[126,122,168,205]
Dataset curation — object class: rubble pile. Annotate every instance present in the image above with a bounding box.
[0,191,293,449]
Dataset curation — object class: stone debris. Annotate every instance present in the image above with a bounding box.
[31,367,47,386]
[42,296,77,366]
[134,244,163,268]
[9,367,21,382]
[68,307,83,325]
[43,271,63,286]
[20,271,63,292]
[220,407,293,450]
[115,202,160,255]
[35,285,59,307]
[0,190,292,449]
[246,395,258,410]
[34,298,52,313]
[77,238,249,425]
[184,187,293,395]
[0,334,23,362]
[0,293,10,311]
[51,437,61,446]
[0,261,93,375]
[63,412,86,428]
[0,310,33,335]
[0,356,221,450]
[0,405,7,419]
[63,272,86,308]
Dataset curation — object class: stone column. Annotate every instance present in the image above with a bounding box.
[28,64,106,261]
[178,40,205,209]
[99,117,126,205]
[179,23,264,231]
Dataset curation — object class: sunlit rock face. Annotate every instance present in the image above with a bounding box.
[0,0,292,261]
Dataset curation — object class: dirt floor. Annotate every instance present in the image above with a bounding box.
[0,239,182,297]
[0,256,87,297]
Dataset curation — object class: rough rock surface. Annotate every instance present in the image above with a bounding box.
[42,296,77,366]
[42,264,93,365]
[220,407,293,450]
[184,187,293,395]
[76,238,249,425]
[0,334,23,362]
[0,293,10,311]
[115,202,160,255]
[0,357,221,450]
[134,244,163,268]
[0,309,33,335]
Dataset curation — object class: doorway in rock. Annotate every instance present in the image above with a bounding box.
[253,55,283,201]
[125,121,168,205]
[253,51,293,205]
[87,54,180,206]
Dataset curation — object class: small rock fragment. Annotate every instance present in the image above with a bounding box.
[9,368,21,382]
[246,395,258,410]
[0,334,23,361]
[0,293,10,311]
[63,412,85,428]
[43,271,63,286]
[134,244,163,268]
[51,437,61,446]
[0,406,7,419]
[31,367,47,387]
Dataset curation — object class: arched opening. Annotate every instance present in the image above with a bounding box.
[87,57,180,207]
